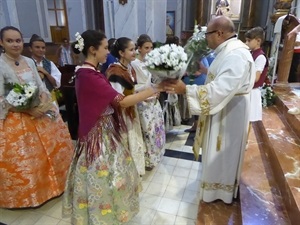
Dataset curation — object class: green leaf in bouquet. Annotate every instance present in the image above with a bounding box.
[13,83,26,94]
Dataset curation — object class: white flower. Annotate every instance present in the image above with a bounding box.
[24,87,35,98]
[145,44,187,71]
[75,32,84,52]
[260,83,275,107]
[194,25,200,34]
[144,44,188,83]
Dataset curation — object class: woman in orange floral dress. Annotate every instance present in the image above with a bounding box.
[0,26,74,208]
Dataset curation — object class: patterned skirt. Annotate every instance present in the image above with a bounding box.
[137,98,165,168]
[0,111,73,208]
[63,115,139,225]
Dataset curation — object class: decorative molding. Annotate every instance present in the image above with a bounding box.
[119,0,127,5]
[271,0,293,24]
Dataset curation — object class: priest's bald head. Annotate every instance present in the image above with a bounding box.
[205,16,236,50]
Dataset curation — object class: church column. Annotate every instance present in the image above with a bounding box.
[196,0,208,26]
[277,17,299,83]
[238,0,256,41]
[270,0,293,24]
[270,0,294,83]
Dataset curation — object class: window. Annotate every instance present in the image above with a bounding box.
[47,0,66,26]
[47,0,69,43]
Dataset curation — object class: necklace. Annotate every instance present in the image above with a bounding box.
[5,53,20,66]
[83,61,98,70]
[137,55,145,62]
[119,61,128,70]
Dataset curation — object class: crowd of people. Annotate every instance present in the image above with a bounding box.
[0,15,270,224]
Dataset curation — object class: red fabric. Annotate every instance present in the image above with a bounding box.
[294,48,300,53]
[252,48,269,88]
[75,68,119,138]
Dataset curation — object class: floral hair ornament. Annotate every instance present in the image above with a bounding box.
[75,32,84,52]
[113,39,119,48]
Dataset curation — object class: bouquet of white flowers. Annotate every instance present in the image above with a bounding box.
[145,44,188,83]
[184,25,211,75]
[6,82,39,110]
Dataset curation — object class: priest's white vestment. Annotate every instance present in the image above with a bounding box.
[186,38,256,204]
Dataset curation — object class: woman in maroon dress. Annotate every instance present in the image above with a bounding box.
[63,30,162,224]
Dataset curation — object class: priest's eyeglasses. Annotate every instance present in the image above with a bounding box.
[205,30,218,36]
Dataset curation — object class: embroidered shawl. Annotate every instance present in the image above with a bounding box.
[75,67,122,138]
[106,63,137,119]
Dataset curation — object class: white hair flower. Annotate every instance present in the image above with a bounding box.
[75,32,84,52]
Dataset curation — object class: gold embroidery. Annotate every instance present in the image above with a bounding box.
[217,135,222,151]
[199,121,203,128]
[216,108,225,151]
[235,92,248,96]
[202,182,235,192]
[193,116,207,160]
[198,86,210,115]
[207,72,215,81]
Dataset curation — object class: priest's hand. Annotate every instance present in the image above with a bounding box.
[163,79,186,94]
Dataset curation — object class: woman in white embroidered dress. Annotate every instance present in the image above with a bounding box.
[131,34,165,170]
[105,37,147,177]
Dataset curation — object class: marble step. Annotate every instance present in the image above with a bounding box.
[273,83,300,140]
[240,119,291,225]
[259,106,300,225]
[240,102,300,225]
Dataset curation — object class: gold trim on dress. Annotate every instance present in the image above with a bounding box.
[201,182,235,193]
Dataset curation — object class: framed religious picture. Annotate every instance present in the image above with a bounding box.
[211,0,242,21]
[166,11,175,37]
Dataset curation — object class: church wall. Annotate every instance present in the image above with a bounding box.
[65,0,87,41]
[0,0,86,43]
[167,0,184,39]
[0,0,51,43]
[0,0,9,28]
[1,0,174,44]
[3,0,295,47]
[103,0,167,42]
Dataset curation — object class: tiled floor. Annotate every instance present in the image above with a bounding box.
[0,124,201,225]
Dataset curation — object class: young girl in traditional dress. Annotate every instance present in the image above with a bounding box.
[63,30,162,224]
[105,37,148,176]
[131,34,166,171]
[0,26,73,208]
